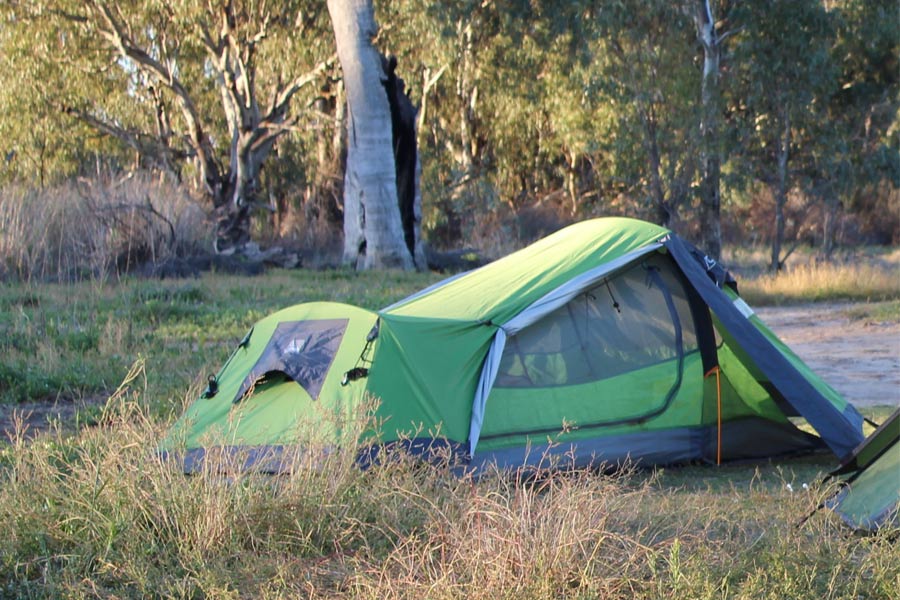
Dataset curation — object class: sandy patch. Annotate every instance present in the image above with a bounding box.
[755,303,900,409]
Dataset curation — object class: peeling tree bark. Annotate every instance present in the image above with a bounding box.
[328,0,418,270]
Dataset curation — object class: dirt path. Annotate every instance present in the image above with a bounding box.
[0,395,106,441]
[755,303,900,409]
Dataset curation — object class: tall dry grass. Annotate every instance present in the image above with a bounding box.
[730,248,900,305]
[2,363,897,598]
[739,262,900,305]
[0,174,211,282]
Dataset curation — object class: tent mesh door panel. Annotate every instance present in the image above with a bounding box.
[494,256,698,389]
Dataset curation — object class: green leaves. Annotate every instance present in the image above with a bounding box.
[0,0,895,249]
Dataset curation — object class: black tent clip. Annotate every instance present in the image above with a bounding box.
[341,367,369,386]
[202,375,219,399]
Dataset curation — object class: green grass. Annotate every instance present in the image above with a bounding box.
[842,300,900,323]
[0,269,443,407]
[2,247,896,407]
[0,260,898,598]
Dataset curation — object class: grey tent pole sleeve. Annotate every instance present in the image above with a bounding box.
[468,327,507,456]
[663,235,864,458]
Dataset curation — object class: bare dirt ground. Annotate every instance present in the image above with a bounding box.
[1,303,897,441]
[0,395,106,441]
[755,303,900,409]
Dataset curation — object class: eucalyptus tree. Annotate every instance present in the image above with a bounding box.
[8,0,334,253]
[0,7,124,185]
[481,2,604,215]
[379,0,611,241]
[593,0,700,229]
[690,0,741,261]
[732,0,837,270]
[396,0,504,216]
[370,0,506,243]
[327,0,423,270]
[821,0,900,251]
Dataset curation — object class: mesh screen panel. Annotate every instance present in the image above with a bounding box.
[495,256,696,388]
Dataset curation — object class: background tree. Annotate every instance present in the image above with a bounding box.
[594,0,699,229]
[733,0,837,270]
[822,0,900,252]
[2,0,897,268]
[8,0,333,252]
[327,0,424,270]
[692,0,740,261]
[0,7,127,185]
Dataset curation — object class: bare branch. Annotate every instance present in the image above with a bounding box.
[269,56,334,116]
[84,1,221,190]
[63,105,193,170]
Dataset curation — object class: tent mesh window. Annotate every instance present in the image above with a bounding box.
[233,319,349,403]
[495,257,698,388]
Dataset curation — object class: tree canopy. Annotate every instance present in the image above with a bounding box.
[2,0,897,258]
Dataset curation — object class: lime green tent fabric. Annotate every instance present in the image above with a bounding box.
[165,217,866,472]
[165,302,376,455]
[385,218,669,322]
[829,409,900,530]
[715,287,858,428]
[364,217,863,466]
[367,218,668,446]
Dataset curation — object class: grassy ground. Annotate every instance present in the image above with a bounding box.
[727,246,900,306]
[1,401,897,599]
[0,256,898,598]
[0,269,443,407]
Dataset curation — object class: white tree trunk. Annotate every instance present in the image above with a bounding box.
[328,0,414,270]
[694,0,723,261]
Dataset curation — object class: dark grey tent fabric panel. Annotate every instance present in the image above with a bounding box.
[169,421,824,475]
[473,428,703,471]
[173,446,295,475]
[469,418,824,473]
[702,418,824,460]
[234,319,349,403]
[664,235,864,458]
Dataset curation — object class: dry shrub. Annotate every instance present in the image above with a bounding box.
[0,174,211,282]
[448,199,576,261]
[348,466,658,599]
[265,190,343,268]
[851,181,900,245]
[724,183,900,249]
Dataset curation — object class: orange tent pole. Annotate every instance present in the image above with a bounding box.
[705,366,723,465]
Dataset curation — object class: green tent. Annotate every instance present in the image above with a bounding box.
[164,218,864,471]
[826,409,900,531]
[165,301,378,471]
